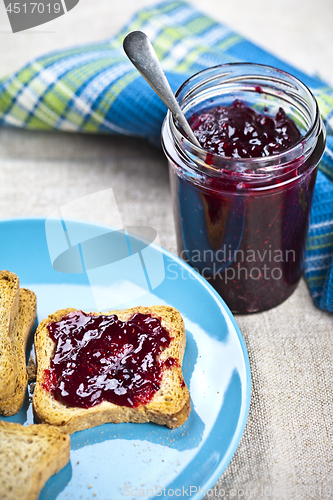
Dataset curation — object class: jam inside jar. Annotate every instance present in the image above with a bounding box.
[162,64,326,313]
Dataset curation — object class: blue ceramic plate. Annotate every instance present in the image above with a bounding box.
[0,218,251,500]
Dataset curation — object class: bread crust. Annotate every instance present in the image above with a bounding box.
[33,306,191,433]
[0,271,20,399]
[0,288,37,416]
[0,420,70,500]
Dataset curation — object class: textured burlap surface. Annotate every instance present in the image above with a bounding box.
[220,283,333,499]
[0,1,332,498]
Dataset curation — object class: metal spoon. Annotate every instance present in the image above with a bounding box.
[123,30,201,148]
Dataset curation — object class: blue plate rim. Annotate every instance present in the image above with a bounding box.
[0,216,251,499]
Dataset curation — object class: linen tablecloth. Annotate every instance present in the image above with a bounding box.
[0,0,332,498]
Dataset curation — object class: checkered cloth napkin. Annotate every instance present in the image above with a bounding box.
[0,0,332,312]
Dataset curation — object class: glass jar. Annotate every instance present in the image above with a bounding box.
[162,63,326,313]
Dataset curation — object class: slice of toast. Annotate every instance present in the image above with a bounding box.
[0,271,20,399]
[0,288,37,416]
[0,420,70,500]
[33,306,191,433]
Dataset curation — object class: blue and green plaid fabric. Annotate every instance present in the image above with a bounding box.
[0,0,332,312]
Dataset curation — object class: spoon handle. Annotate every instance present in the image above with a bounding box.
[123,30,201,148]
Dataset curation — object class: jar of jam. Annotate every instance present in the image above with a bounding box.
[162,63,326,313]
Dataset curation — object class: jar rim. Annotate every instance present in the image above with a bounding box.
[163,62,325,180]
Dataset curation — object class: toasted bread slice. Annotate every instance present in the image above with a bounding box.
[0,420,70,500]
[33,306,191,433]
[0,289,37,416]
[0,271,20,399]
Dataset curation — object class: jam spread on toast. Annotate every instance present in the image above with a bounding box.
[44,310,176,408]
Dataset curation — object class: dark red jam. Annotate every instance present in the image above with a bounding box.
[169,100,320,313]
[190,100,301,158]
[44,311,176,409]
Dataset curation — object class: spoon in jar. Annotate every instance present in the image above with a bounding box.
[123,30,201,148]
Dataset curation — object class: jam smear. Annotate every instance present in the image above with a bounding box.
[190,99,301,159]
[45,311,176,409]
[162,357,179,369]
